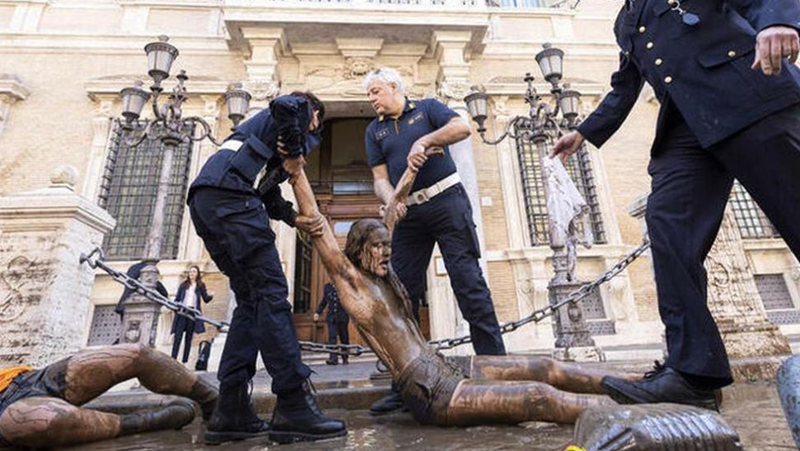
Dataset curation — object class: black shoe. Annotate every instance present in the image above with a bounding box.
[601,362,720,411]
[369,390,407,416]
[325,358,338,365]
[269,379,347,444]
[204,381,270,445]
[341,357,349,366]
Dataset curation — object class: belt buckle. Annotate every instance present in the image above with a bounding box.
[414,191,429,204]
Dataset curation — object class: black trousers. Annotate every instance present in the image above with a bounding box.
[171,316,195,363]
[189,188,311,394]
[647,102,800,383]
[392,184,506,356]
[326,319,350,363]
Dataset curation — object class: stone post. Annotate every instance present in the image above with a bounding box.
[629,195,791,380]
[0,166,115,366]
[704,207,791,378]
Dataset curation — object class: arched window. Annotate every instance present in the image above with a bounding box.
[98,122,194,260]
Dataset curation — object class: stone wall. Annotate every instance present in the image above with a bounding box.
[0,167,115,366]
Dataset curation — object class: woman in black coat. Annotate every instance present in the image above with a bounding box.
[171,266,214,363]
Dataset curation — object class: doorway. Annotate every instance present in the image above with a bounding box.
[291,116,431,345]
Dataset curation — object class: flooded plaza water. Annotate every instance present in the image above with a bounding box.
[69,382,795,451]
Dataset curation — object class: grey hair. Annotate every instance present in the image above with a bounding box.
[362,67,404,93]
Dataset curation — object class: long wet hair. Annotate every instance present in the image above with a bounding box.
[344,219,415,319]
[180,265,205,290]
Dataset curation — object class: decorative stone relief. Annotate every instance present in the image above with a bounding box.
[243,79,280,102]
[437,79,472,103]
[704,208,791,360]
[0,165,115,366]
[343,57,374,80]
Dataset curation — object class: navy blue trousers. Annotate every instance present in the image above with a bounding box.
[392,184,506,356]
[189,188,310,394]
[326,319,349,363]
[648,102,800,383]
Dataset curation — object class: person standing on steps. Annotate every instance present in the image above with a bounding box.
[314,282,351,366]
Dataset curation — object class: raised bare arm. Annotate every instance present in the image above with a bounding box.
[290,170,354,279]
[384,147,443,235]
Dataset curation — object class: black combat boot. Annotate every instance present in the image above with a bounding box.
[204,381,270,445]
[269,379,347,444]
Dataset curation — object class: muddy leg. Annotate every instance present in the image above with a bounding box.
[64,344,217,418]
[470,356,639,394]
[445,379,615,426]
[0,396,195,448]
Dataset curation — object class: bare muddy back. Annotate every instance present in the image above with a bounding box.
[572,403,742,451]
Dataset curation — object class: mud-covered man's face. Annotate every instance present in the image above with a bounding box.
[360,227,391,277]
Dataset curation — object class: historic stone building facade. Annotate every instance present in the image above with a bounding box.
[1,0,798,367]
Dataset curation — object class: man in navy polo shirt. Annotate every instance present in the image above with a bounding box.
[363,67,506,414]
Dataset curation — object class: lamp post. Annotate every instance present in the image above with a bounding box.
[464,43,601,361]
[116,35,252,347]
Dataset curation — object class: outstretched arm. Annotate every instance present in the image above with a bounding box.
[289,170,357,281]
[384,147,443,235]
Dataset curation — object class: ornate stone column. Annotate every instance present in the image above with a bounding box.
[0,166,116,366]
[241,27,284,110]
[431,30,483,351]
[81,95,115,201]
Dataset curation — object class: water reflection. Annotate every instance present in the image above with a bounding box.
[69,382,792,451]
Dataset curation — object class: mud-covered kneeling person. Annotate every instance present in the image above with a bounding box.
[289,163,638,427]
[0,344,217,449]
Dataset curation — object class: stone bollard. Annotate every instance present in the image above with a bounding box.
[572,403,742,450]
[778,354,800,449]
[0,166,115,366]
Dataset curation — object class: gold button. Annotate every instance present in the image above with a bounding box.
[655,58,663,66]
[728,50,737,58]
[646,42,654,50]
[667,0,677,5]
[639,26,647,33]
[664,76,673,84]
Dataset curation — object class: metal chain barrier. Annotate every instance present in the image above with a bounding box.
[80,248,229,331]
[81,239,650,357]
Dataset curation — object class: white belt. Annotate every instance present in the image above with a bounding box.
[220,139,244,151]
[406,173,461,206]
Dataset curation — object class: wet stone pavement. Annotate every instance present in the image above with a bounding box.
[70,381,794,451]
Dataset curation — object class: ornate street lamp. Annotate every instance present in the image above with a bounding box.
[115,35,252,347]
[464,43,600,360]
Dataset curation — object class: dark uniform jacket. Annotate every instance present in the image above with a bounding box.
[188,95,321,226]
[577,0,800,151]
[170,282,214,334]
[315,283,349,324]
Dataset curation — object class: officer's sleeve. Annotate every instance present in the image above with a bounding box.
[156,282,169,299]
[724,0,800,32]
[425,99,461,129]
[365,122,385,167]
[260,184,298,227]
[315,287,330,314]
[576,52,644,149]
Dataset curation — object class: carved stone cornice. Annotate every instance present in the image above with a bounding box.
[85,75,231,100]
[0,74,30,105]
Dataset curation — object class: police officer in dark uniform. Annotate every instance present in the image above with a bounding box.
[363,68,506,414]
[313,282,350,365]
[553,0,800,410]
[187,92,346,444]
